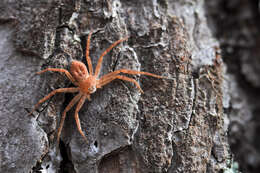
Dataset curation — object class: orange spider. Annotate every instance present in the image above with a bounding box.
[29,31,164,146]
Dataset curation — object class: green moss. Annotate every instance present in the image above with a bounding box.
[223,161,241,173]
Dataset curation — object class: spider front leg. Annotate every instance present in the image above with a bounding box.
[98,75,144,93]
[94,37,129,77]
[56,93,82,146]
[28,88,79,116]
[86,31,94,75]
[100,69,165,80]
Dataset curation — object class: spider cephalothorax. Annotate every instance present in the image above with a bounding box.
[29,31,165,145]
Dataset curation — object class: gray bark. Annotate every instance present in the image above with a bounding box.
[206,1,260,173]
[0,0,235,173]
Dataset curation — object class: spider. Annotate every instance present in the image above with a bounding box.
[29,31,165,146]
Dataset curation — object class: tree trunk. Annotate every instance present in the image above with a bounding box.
[206,1,260,173]
[0,0,241,173]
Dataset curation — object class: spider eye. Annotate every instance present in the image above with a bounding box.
[88,86,96,93]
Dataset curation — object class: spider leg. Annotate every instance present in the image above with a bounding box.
[94,36,129,77]
[99,69,165,81]
[37,68,78,86]
[86,31,93,75]
[56,93,82,146]
[28,88,79,116]
[74,95,88,142]
[98,75,144,93]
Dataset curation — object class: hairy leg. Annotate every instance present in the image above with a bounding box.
[28,88,79,116]
[86,31,93,75]
[74,95,87,142]
[99,69,165,81]
[94,36,129,77]
[98,75,144,93]
[37,68,78,86]
[56,93,82,146]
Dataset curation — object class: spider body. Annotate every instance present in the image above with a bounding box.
[78,75,97,95]
[70,61,97,95]
[29,31,165,146]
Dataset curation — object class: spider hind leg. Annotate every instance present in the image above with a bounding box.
[28,88,79,116]
[56,93,82,146]
[74,95,88,143]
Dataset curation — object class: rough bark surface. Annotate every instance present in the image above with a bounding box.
[0,0,235,173]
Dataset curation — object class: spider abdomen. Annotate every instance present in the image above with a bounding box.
[70,60,89,82]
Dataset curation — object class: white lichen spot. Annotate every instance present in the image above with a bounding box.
[69,12,78,26]
[89,142,99,156]
[112,0,121,18]
[153,0,160,18]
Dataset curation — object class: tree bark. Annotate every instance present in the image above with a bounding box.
[0,0,235,173]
